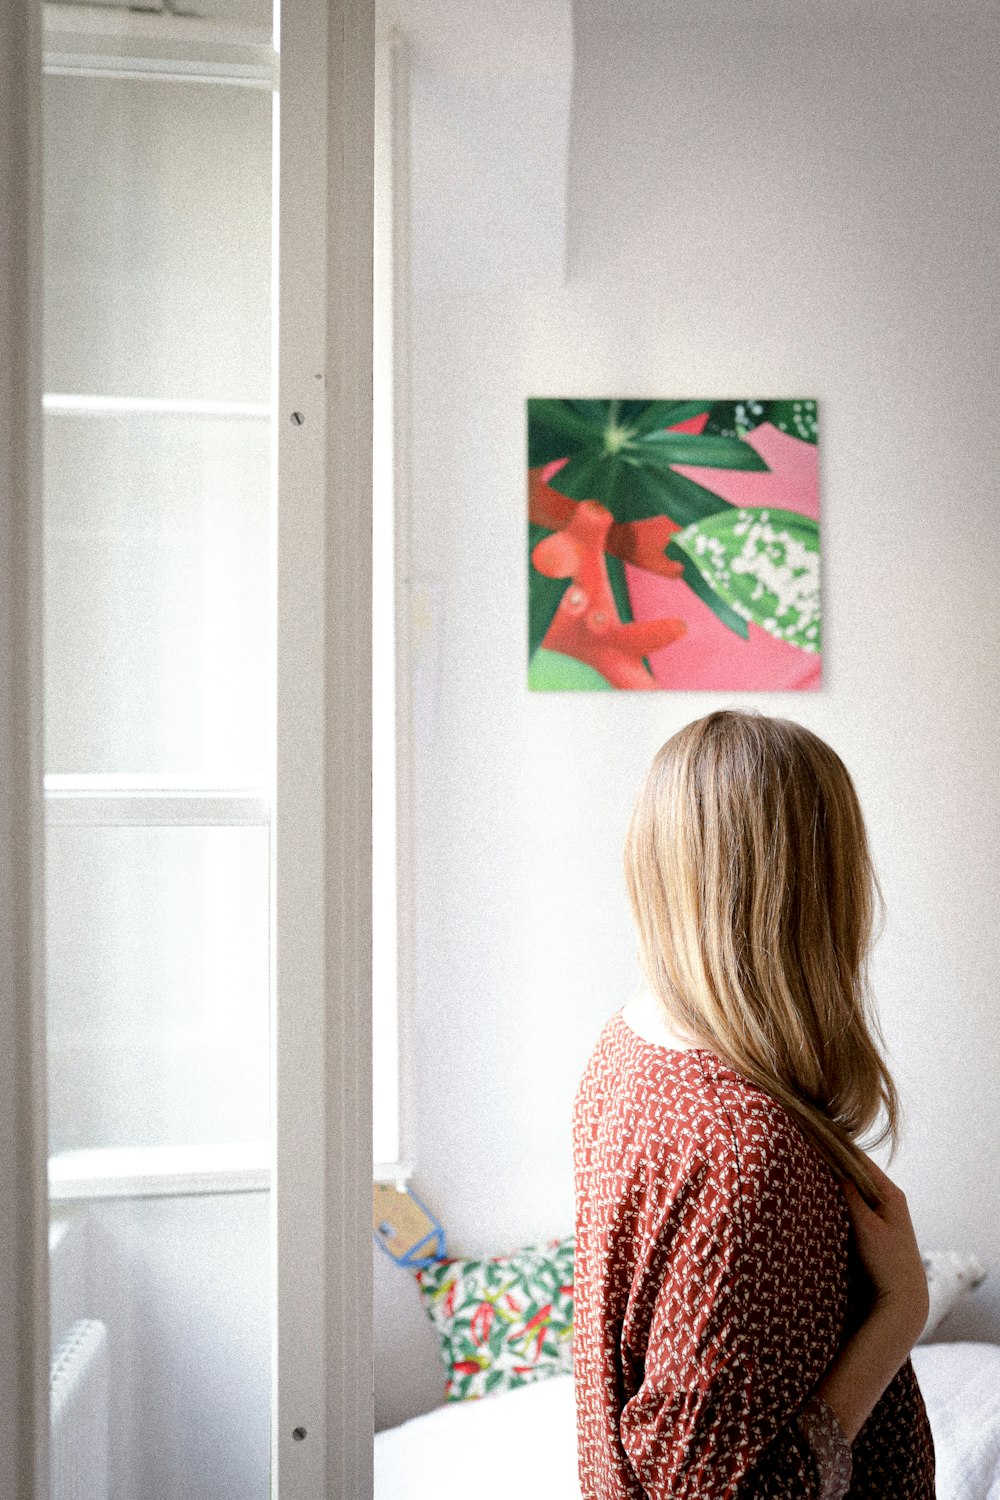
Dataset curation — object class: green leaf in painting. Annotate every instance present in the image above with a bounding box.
[527,398,604,467]
[528,522,569,659]
[605,551,633,628]
[635,430,769,472]
[648,467,737,528]
[603,552,656,678]
[626,400,712,436]
[548,451,742,529]
[700,401,743,439]
[665,540,749,639]
[732,400,768,435]
[565,399,612,426]
[602,460,680,525]
[528,649,613,691]
[672,507,821,652]
[765,399,818,443]
[700,398,818,444]
[545,448,620,502]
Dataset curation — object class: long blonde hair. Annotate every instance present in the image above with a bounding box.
[623,709,899,1207]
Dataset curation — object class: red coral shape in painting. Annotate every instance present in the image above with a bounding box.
[607,513,684,577]
[531,500,686,689]
[529,467,577,531]
[529,467,684,580]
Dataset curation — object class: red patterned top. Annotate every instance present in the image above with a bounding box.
[571,1009,936,1498]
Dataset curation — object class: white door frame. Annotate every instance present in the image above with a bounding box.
[0,0,50,1496]
[274,0,375,1495]
[0,0,375,1491]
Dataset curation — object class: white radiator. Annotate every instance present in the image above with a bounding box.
[50,1319,110,1500]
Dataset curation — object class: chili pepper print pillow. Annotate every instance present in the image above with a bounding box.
[414,1235,574,1402]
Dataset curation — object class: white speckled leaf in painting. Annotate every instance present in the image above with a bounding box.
[673,506,821,652]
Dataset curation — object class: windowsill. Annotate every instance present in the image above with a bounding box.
[373,1159,415,1187]
[42,4,276,75]
[49,1143,271,1200]
[43,775,270,827]
[48,1145,414,1200]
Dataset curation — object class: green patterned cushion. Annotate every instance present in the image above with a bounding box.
[414,1234,575,1401]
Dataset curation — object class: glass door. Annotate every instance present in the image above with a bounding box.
[42,3,276,1496]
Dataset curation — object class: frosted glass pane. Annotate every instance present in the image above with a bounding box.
[46,825,269,1153]
[42,74,271,401]
[44,412,270,778]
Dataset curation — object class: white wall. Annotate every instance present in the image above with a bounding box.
[375,0,1000,1429]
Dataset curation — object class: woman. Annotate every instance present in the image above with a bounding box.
[572,711,935,1498]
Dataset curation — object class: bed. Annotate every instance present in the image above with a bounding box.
[375,1214,991,1497]
[375,1341,1000,1499]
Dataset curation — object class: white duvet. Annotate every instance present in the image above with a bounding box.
[913,1343,1000,1500]
[375,1342,1000,1499]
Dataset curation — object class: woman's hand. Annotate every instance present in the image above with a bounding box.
[813,1155,930,1444]
[840,1153,930,1346]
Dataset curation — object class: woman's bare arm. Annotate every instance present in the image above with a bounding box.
[814,1301,919,1443]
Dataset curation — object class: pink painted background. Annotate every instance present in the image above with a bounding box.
[625,420,821,690]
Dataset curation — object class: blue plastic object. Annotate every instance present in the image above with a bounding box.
[374,1183,447,1271]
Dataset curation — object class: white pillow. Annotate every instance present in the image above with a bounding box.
[917,1249,987,1343]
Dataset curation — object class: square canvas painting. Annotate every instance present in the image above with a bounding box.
[527,399,821,691]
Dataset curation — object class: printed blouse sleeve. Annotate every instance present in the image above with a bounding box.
[794,1393,853,1500]
[618,1112,852,1500]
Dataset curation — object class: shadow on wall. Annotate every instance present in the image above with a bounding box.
[375,1242,446,1431]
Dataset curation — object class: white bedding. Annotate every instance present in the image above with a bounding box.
[376,1374,579,1500]
[912,1342,1000,1500]
[375,1343,1000,1499]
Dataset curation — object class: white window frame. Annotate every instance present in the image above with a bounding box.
[42,10,411,1201]
[40,16,277,1202]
